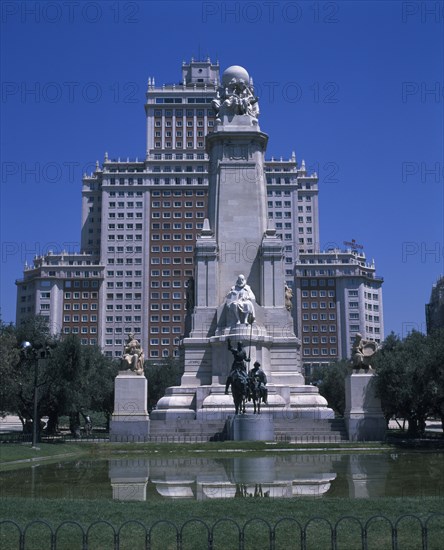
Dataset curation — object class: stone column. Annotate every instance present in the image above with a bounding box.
[110,371,150,441]
[344,370,386,441]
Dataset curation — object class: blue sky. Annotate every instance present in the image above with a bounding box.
[1,0,443,338]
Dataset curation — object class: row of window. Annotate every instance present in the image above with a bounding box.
[105,327,141,334]
[152,189,206,196]
[155,130,207,137]
[154,109,214,116]
[266,178,295,184]
[152,154,206,161]
[152,200,205,207]
[303,348,337,356]
[152,166,206,173]
[150,327,181,334]
[108,178,144,185]
[151,222,203,229]
[151,234,196,241]
[108,202,143,208]
[64,315,97,322]
[108,258,142,265]
[302,314,336,321]
[302,325,337,332]
[106,316,141,322]
[62,326,97,334]
[151,245,193,253]
[301,302,336,309]
[108,213,143,219]
[149,338,180,346]
[152,211,204,219]
[155,142,204,148]
[150,314,183,322]
[107,235,143,241]
[303,336,337,344]
[150,304,183,310]
[107,246,142,253]
[106,282,142,288]
[108,224,143,230]
[108,191,143,197]
[150,292,184,299]
[106,293,142,300]
[151,258,193,265]
[107,271,143,277]
[106,304,141,310]
[64,292,98,299]
[64,303,98,310]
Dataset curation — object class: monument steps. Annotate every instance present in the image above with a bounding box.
[148,416,348,443]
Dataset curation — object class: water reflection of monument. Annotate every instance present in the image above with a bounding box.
[150,64,332,432]
[108,455,339,501]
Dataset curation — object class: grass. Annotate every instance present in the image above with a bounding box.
[0,443,87,467]
[1,496,443,549]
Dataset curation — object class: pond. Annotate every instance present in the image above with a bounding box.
[1,451,443,501]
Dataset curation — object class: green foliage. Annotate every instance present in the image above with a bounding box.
[0,321,21,417]
[0,316,120,434]
[315,360,348,416]
[374,329,444,437]
[145,357,184,411]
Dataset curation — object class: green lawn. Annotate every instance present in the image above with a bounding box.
[1,496,443,549]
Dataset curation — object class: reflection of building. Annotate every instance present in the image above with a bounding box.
[108,455,338,501]
[294,249,384,376]
[426,276,444,334]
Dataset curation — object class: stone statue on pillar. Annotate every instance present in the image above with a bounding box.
[121,333,144,375]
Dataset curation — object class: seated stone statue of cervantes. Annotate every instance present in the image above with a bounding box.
[225,274,256,327]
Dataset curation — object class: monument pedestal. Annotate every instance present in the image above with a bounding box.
[344,370,386,441]
[110,371,150,442]
[227,414,275,441]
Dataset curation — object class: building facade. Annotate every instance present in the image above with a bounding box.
[16,58,383,364]
[294,249,384,376]
[426,276,444,334]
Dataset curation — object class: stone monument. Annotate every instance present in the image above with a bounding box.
[110,333,150,441]
[150,65,332,429]
[344,333,386,441]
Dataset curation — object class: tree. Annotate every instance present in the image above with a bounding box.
[316,360,348,416]
[374,330,434,437]
[0,321,21,416]
[427,328,444,430]
[0,316,120,435]
[145,357,184,411]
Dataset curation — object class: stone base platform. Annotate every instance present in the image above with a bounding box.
[227,414,275,441]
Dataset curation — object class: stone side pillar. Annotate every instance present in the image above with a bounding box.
[110,371,150,442]
[344,370,386,441]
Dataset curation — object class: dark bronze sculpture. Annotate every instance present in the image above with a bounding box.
[225,339,250,414]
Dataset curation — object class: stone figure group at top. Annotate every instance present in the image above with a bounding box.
[212,66,259,122]
[121,333,145,375]
[225,274,256,326]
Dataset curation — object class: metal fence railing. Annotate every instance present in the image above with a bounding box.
[1,514,443,550]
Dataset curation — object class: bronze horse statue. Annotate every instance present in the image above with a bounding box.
[226,370,248,415]
[248,375,261,414]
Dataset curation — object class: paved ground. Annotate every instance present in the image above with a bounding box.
[1,416,442,433]
[0,415,22,432]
